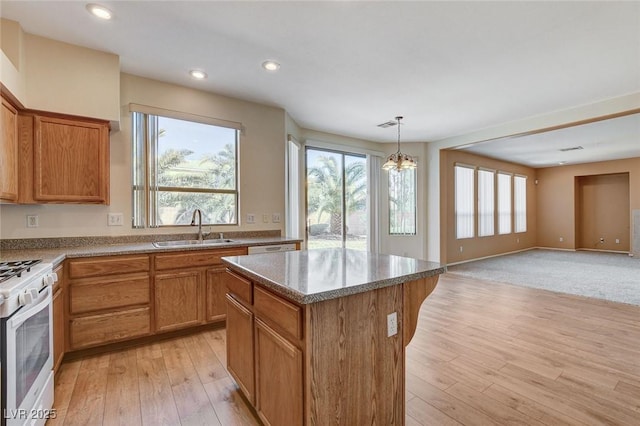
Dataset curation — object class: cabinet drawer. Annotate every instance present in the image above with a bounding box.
[70,307,151,350]
[68,255,149,279]
[155,248,247,270]
[226,270,252,305]
[254,286,302,340]
[70,274,149,314]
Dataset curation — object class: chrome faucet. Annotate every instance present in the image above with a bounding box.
[190,209,204,241]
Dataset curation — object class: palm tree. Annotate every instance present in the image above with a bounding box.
[307,155,366,235]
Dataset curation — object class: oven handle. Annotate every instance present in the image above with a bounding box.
[8,285,52,328]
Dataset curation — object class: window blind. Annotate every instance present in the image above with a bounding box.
[477,169,495,237]
[455,165,475,239]
[514,175,527,233]
[498,172,512,234]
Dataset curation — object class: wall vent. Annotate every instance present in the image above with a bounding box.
[377,120,398,128]
[559,146,584,152]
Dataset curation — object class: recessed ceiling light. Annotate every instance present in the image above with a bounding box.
[189,69,208,80]
[86,3,113,20]
[262,60,280,72]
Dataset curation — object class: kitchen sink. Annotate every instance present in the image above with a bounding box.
[153,239,235,248]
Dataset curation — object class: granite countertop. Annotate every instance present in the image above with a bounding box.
[0,236,302,266]
[222,248,446,304]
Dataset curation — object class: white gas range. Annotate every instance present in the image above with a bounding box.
[0,260,57,426]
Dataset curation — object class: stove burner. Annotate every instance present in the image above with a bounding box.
[0,259,42,283]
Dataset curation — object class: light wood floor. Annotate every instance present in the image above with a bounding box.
[50,273,640,425]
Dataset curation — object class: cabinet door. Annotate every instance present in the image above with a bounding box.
[1,97,18,201]
[226,294,255,404]
[52,287,64,373]
[52,264,65,373]
[255,318,303,426]
[33,115,109,203]
[154,270,203,332]
[206,266,227,322]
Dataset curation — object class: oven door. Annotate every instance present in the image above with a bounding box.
[4,285,53,425]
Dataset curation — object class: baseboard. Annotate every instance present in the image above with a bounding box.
[576,248,631,255]
[447,247,634,268]
[534,246,576,252]
[446,247,535,267]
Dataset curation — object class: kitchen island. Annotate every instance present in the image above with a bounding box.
[222,248,445,425]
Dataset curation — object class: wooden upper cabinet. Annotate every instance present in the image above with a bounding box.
[33,115,109,204]
[1,96,19,202]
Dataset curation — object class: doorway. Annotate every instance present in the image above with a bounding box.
[575,173,630,251]
[305,147,368,250]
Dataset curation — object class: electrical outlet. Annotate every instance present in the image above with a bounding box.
[107,213,124,226]
[262,214,269,223]
[387,312,398,337]
[559,237,564,242]
[26,215,39,228]
[516,237,520,243]
[272,213,281,223]
[616,239,620,244]
[599,237,605,243]
[459,246,463,253]
[246,213,255,224]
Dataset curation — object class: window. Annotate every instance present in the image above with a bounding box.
[514,175,527,233]
[477,169,495,237]
[132,111,239,227]
[455,165,475,239]
[497,172,512,234]
[305,147,368,250]
[286,136,300,238]
[389,168,416,235]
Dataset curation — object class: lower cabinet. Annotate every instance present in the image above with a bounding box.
[70,307,151,350]
[225,272,304,426]
[206,266,228,322]
[52,264,65,374]
[155,270,203,332]
[67,255,151,351]
[226,294,255,404]
[255,318,303,426]
[63,247,247,352]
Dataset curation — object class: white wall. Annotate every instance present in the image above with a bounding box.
[24,34,120,124]
[0,19,120,124]
[0,73,287,239]
[379,142,428,259]
[1,19,27,102]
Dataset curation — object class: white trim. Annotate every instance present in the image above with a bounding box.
[128,103,243,130]
[305,139,385,157]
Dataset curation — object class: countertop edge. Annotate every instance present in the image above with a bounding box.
[222,259,446,304]
[0,238,303,266]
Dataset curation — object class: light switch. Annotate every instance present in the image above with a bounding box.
[272,213,281,223]
[262,214,269,223]
[246,213,255,224]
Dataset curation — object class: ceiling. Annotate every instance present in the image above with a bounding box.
[456,112,640,168]
[1,1,639,165]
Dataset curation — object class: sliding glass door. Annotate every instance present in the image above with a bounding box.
[306,147,367,250]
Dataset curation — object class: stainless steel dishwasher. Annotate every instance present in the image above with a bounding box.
[247,243,297,254]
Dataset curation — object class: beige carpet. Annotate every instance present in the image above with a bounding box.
[447,249,640,306]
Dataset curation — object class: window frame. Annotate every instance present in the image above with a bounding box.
[132,110,240,228]
[388,167,417,236]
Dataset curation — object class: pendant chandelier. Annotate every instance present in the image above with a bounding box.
[382,116,416,171]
